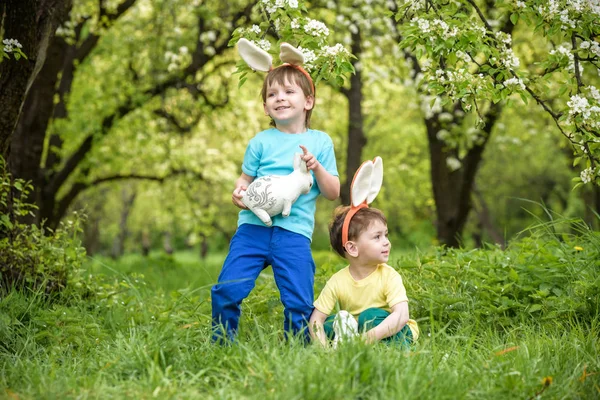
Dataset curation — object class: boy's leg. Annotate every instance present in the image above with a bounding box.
[270,227,315,342]
[323,315,336,339]
[358,308,413,346]
[211,224,270,343]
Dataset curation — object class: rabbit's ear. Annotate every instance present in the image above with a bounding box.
[238,38,272,72]
[280,43,304,66]
[349,157,383,207]
[366,157,383,203]
[350,161,373,207]
[293,153,307,172]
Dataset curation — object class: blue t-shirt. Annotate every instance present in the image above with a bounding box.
[238,128,338,240]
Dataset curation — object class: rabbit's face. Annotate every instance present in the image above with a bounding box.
[301,175,314,194]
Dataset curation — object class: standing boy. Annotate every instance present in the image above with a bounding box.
[211,55,340,342]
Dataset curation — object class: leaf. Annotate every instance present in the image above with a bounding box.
[519,92,529,104]
[528,304,542,313]
[1,214,13,230]
[510,13,519,25]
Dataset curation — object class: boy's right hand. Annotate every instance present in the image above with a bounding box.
[232,186,248,209]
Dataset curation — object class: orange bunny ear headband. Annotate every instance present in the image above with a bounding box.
[342,157,384,247]
[237,38,315,95]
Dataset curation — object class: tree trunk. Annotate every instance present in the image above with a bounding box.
[8,36,72,225]
[163,231,173,255]
[427,104,501,247]
[200,234,209,259]
[473,184,505,248]
[141,230,151,256]
[111,186,136,259]
[0,0,72,160]
[340,29,366,205]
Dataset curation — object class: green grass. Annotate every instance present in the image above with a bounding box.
[2,222,600,399]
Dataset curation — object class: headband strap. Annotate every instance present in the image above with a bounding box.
[341,203,368,247]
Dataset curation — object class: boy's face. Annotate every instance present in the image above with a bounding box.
[352,219,391,265]
[263,79,314,128]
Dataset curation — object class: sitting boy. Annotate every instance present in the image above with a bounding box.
[309,206,419,347]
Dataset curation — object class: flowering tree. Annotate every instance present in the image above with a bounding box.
[389,0,600,245]
[229,0,355,87]
[396,0,600,185]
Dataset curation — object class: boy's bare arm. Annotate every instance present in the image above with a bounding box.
[312,166,340,200]
[308,308,329,347]
[299,145,340,200]
[363,302,410,343]
[232,172,255,209]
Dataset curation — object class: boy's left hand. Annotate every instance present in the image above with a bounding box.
[299,145,320,171]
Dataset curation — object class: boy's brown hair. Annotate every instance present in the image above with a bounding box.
[329,206,387,258]
[261,65,315,128]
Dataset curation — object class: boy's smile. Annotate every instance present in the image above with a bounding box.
[264,79,314,132]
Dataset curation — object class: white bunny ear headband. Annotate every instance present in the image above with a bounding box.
[237,38,315,94]
[342,157,384,247]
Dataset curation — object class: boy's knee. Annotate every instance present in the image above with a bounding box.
[358,308,389,327]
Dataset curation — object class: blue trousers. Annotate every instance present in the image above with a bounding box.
[211,224,316,342]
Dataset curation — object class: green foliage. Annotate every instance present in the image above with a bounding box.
[0,158,86,294]
[399,217,600,332]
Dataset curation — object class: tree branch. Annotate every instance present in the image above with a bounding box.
[55,168,206,223]
[465,0,493,32]
[571,33,584,93]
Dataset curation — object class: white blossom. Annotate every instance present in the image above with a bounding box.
[568,94,590,115]
[250,24,261,34]
[588,85,600,102]
[580,167,596,184]
[436,129,450,140]
[304,19,330,37]
[322,43,349,57]
[501,48,520,69]
[287,0,298,8]
[205,46,216,56]
[413,18,431,34]
[446,157,462,171]
[455,50,471,64]
[200,31,217,43]
[254,39,271,51]
[297,46,317,70]
[420,95,443,118]
[503,77,526,90]
[2,38,22,53]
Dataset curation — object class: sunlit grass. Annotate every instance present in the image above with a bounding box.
[2,218,600,398]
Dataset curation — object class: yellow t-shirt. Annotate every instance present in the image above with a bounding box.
[314,263,419,340]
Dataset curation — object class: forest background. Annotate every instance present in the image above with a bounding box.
[2,0,600,256]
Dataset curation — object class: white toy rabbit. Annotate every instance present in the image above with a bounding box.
[241,153,314,227]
